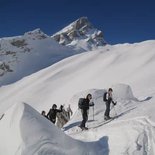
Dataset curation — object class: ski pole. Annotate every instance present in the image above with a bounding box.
[93,106,94,121]
[113,106,117,117]
[69,108,79,122]
[110,104,117,117]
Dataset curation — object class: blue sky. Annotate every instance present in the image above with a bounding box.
[0,0,155,44]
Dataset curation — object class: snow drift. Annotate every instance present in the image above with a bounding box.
[0,102,110,155]
[112,83,138,101]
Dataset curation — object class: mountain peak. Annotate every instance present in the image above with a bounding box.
[52,17,107,51]
[24,28,48,40]
[71,16,93,30]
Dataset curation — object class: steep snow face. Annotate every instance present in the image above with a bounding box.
[112,84,138,101]
[52,17,107,51]
[0,29,76,86]
[0,103,108,155]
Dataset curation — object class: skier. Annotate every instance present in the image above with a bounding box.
[47,104,62,124]
[103,88,116,120]
[78,94,94,130]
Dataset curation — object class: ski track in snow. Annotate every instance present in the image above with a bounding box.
[64,87,155,155]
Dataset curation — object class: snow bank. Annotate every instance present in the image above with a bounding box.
[0,103,23,155]
[89,117,155,155]
[112,83,138,101]
[0,102,108,155]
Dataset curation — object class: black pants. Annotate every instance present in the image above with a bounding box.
[104,102,111,117]
[80,110,88,128]
[50,118,56,124]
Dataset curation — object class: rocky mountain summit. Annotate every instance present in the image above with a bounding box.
[52,17,107,51]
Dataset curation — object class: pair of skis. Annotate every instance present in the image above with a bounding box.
[68,117,116,135]
[89,117,116,129]
[80,117,117,131]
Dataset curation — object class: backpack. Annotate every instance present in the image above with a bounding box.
[103,92,108,102]
[78,98,85,109]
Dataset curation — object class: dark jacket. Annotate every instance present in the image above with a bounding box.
[80,99,94,111]
[104,92,115,105]
[47,108,62,120]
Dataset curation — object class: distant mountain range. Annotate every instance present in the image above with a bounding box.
[0,17,107,86]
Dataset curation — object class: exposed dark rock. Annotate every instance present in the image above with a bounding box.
[0,62,13,76]
[52,17,107,50]
[11,39,27,48]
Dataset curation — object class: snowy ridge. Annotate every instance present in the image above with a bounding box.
[52,17,107,51]
[0,102,109,155]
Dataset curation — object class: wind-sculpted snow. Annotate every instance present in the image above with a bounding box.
[0,86,155,155]
[0,103,111,155]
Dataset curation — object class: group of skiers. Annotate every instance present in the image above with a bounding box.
[41,88,116,130]
[41,104,73,128]
[78,88,117,130]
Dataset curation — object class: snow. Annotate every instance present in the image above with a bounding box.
[0,102,109,155]
[0,40,155,154]
[65,87,155,154]
[0,29,79,86]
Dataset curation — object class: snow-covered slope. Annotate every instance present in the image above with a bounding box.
[0,40,155,155]
[52,17,107,51]
[0,40,154,112]
[0,102,106,155]
[0,29,76,86]
[65,86,155,154]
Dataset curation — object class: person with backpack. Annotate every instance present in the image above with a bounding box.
[78,94,94,130]
[47,104,62,124]
[103,88,117,120]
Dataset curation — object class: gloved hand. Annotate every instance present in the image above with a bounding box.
[112,101,117,105]
[90,102,94,106]
[60,105,63,110]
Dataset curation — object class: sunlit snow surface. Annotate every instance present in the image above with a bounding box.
[0,40,155,155]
